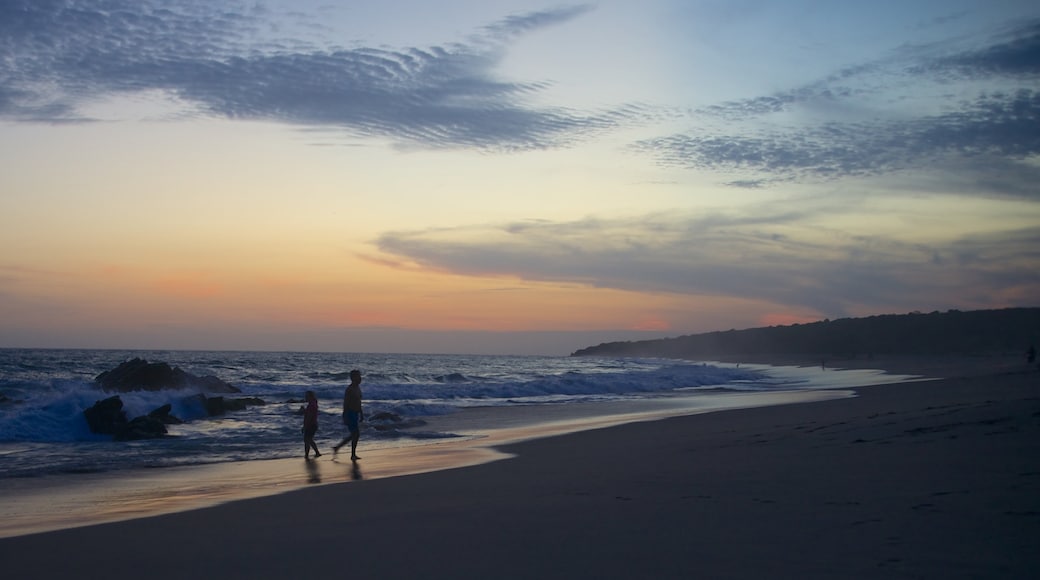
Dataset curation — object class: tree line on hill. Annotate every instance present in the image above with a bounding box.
[571,308,1040,359]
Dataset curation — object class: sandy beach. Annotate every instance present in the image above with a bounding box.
[1,356,1037,579]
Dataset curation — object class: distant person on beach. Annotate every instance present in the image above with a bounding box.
[303,390,321,459]
[1027,345,1036,364]
[333,369,364,461]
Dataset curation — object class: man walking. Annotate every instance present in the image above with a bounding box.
[333,369,364,461]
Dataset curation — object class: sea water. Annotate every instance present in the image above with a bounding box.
[0,348,925,537]
[0,348,913,480]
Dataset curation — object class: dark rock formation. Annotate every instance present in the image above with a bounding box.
[83,395,127,435]
[83,396,170,440]
[83,392,265,441]
[83,362,265,441]
[115,415,168,441]
[190,394,267,416]
[148,403,183,425]
[367,411,426,432]
[369,411,403,423]
[94,358,240,393]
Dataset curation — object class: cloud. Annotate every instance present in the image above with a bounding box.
[0,0,643,150]
[482,4,594,39]
[375,209,1040,319]
[916,20,1040,79]
[636,19,1040,193]
[640,90,1040,190]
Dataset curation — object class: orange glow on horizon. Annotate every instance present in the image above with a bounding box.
[630,316,671,331]
[152,273,225,299]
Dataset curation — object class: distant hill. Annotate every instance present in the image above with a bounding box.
[570,308,1040,359]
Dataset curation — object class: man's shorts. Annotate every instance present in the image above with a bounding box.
[344,410,360,433]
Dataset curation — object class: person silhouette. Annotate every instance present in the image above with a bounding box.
[302,390,321,459]
[333,370,364,461]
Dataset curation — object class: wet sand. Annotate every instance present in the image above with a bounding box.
[0,388,850,538]
[1,355,1037,579]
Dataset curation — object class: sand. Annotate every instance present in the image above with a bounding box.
[1,356,1037,579]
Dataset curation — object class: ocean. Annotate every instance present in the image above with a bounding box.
[0,348,915,480]
[0,348,926,537]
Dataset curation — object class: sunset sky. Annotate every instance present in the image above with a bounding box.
[2,0,1038,355]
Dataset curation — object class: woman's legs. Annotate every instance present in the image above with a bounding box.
[304,430,321,458]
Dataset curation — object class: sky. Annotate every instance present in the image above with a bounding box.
[1,0,1038,355]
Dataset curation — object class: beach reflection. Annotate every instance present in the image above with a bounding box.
[305,459,321,484]
[0,387,865,539]
[331,456,364,480]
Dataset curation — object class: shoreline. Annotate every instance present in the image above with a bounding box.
[1,355,1037,578]
[0,356,1000,539]
[703,352,1031,377]
[0,386,854,538]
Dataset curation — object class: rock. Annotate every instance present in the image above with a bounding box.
[369,411,403,423]
[81,361,264,441]
[201,395,266,416]
[193,374,240,393]
[94,358,240,393]
[83,396,128,435]
[83,396,168,439]
[114,415,168,441]
[367,411,426,432]
[148,403,183,425]
[82,393,262,442]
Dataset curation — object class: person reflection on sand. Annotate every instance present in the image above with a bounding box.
[305,458,321,484]
[331,450,364,480]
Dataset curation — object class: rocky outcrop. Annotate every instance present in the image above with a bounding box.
[369,411,403,424]
[148,403,183,425]
[83,395,128,436]
[82,396,169,440]
[368,411,426,432]
[198,395,266,416]
[84,360,266,441]
[116,415,168,441]
[94,358,240,393]
[83,395,267,440]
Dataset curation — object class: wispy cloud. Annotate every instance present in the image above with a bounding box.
[0,0,642,150]
[636,20,1040,193]
[375,209,1040,319]
[641,90,1040,190]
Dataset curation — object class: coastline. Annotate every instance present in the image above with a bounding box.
[704,352,1032,377]
[1,355,1037,578]
[0,386,854,539]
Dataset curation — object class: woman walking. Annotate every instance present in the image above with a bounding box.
[303,390,321,459]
